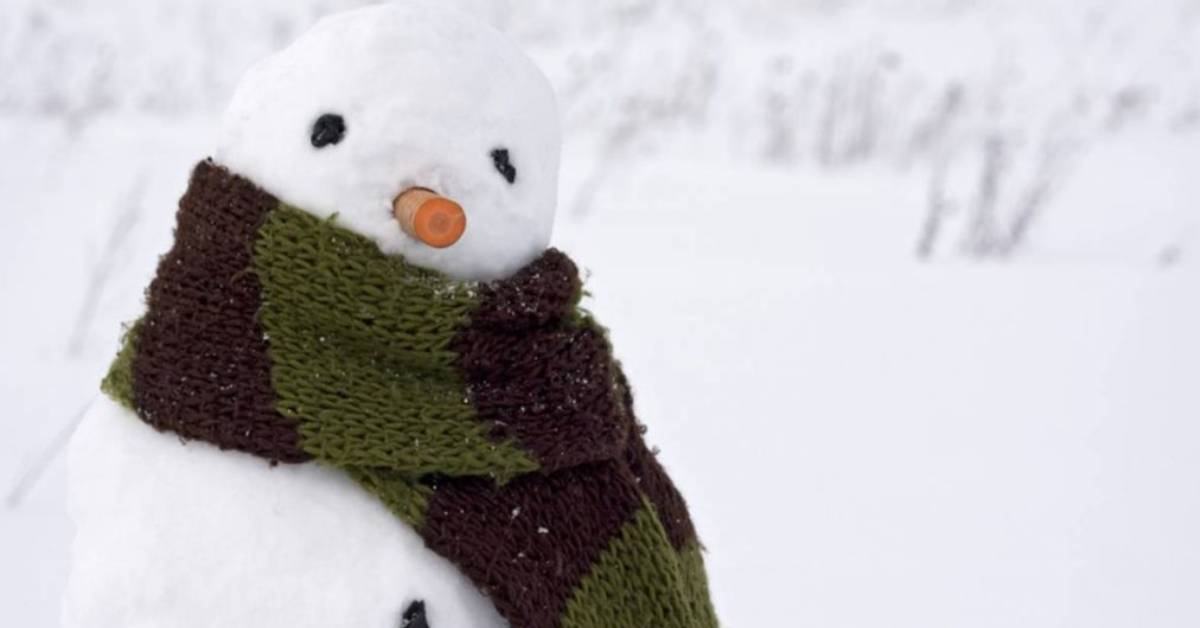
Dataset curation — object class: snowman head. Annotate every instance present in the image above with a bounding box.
[216,1,560,280]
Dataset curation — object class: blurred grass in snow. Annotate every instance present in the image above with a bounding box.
[2,1,1199,626]
[3,0,1197,258]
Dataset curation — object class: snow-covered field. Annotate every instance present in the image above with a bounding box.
[3,0,1199,626]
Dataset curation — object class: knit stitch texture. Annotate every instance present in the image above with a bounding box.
[103,160,717,628]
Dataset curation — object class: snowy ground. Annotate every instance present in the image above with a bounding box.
[3,0,1200,626]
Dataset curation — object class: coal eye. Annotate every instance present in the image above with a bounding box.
[311,113,346,148]
[401,600,429,628]
[490,148,517,184]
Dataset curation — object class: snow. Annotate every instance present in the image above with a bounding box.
[571,220,1200,626]
[3,1,1200,626]
[62,396,505,628]
[217,2,561,280]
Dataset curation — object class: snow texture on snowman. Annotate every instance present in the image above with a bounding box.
[64,3,717,627]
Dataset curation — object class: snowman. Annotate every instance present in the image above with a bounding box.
[64,3,716,628]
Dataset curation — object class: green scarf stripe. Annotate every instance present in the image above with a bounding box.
[101,319,142,409]
[345,467,433,529]
[679,543,720,626]
[562,502,719,628]
[252,205,539,477]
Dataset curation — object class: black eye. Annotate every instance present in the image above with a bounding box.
[400,600,429,628]
[311,113,346,148]
[491,148,517,184]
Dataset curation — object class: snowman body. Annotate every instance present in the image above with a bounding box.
[64,3,561,625]
[64,395,507,628]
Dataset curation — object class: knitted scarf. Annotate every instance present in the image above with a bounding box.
[101,160,717,628]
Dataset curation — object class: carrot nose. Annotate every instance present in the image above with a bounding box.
[392,188,467,248]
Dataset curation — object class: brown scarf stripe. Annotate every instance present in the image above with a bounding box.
[131,161,309,462]
[616,371,699,550]
[623,430,698,551]
[452,322,629,473]
[450,249,633,474]
[467,248,582,330]
[420,458,646,628]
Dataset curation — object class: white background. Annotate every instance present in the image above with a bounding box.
[2,0,1199,625]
